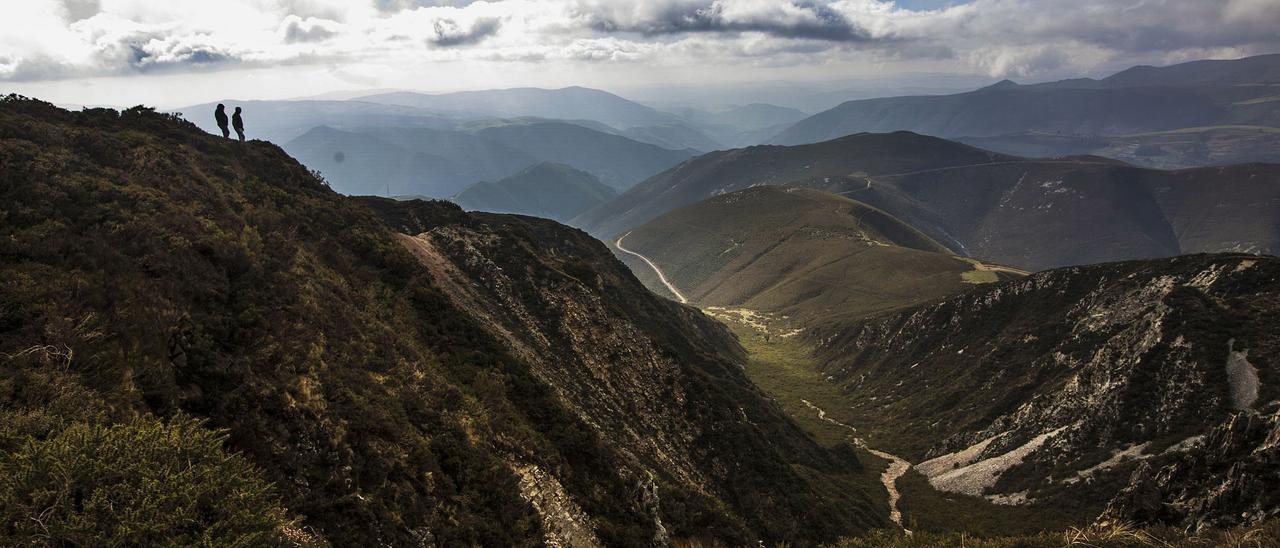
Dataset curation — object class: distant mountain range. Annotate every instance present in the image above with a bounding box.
[770,54,1280,169]
[284,120,696,197]
[451,162,616,223]
[355,86,684,130]
[176,99,457,144]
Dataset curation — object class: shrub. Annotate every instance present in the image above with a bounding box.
[0,415,294,547]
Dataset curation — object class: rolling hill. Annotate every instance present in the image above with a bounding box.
[614,186,1017,325]
[770,54,1280,165]
[451,162,617,222]
[574,131,1010,238]
[0,96,888,545]
[579,132,1280,271]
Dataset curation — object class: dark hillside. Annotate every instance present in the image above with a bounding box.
[0,96,882,545]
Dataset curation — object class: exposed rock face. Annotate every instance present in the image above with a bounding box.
[1104,406,1280,531]
[813,254,1278,525]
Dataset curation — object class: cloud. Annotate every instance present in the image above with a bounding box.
[1,0,1278,83]
[429,16,502,46]
[279,15,341,43]
[577,0,874,41]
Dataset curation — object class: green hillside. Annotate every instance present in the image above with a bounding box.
[616,186,1013,325]
[451,162,617,223]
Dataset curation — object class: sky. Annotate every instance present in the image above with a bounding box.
[2,0,1279,109]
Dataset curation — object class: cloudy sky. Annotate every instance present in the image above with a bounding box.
[3,0,1278,108]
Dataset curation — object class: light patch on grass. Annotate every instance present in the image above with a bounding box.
[962,269,1001,284]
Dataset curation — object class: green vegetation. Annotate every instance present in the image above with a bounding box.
[0,415,300,547]
[961,269,1001,284]
[620,186,992,326]
[895,470,1095,537]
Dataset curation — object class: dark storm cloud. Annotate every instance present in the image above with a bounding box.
[584,1,873,42]
[429,16,502,46]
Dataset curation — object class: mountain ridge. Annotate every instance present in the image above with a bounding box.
[0,95,886,546]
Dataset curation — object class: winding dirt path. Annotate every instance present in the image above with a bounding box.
[615,231,688,304]
[801,399,912,534]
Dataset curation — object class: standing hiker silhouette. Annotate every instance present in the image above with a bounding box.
[214,104,230,138]
[232,107,245,142]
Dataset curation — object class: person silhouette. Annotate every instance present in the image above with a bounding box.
[214,104,230,138]
[232,107,245,142]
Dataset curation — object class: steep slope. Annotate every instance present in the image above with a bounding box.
[574,131,1010,238]
[771,54,1280,146]
[451,162,617,223]
[0,97,885,545]
[356,87,683,129]
[615,186,1012,325]
[812,254,1280,528]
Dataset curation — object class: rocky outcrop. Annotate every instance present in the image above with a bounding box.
[813,254,1278,526]
[1104,405,1280,531]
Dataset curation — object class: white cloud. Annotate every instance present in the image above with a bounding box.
[1,0,1277,84]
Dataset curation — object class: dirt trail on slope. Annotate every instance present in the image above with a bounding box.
[615,231,688,303]
[801,399,912,533]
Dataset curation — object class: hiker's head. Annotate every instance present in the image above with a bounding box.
[234,107,242,114]
[216,103,225,111]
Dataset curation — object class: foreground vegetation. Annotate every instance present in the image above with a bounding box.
[835,520,1280,547]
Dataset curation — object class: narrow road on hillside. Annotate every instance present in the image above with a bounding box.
[970,261,1031,276]
[801,399,912,534]
[615,232,688,304]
